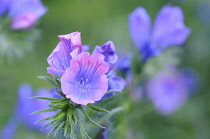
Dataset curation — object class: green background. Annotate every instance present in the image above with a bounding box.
[0,0,210,138]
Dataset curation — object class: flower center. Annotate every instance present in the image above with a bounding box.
[77,78,90,92]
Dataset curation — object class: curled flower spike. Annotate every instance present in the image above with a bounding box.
[47,32,82,76]
[129,5,191,61]
[61,52,109,105]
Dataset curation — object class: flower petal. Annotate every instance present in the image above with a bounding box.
[93,41,117,72]
[129,7,151,48]
[58,32,82,53]
[151,6,191,49]
[61,52,109,105]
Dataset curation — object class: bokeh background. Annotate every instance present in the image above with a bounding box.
[0,0,210,138]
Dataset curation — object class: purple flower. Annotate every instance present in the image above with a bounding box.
[146,69,195,115]
[103,75,126,99]
[61,52,109,105]
[0,0,10,15]
[1,84,56,138]
[129,5,191,61]
[47,32,82,76]
[8,0,47,30]
[93,41,118,72]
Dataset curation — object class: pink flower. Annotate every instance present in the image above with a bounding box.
[61,52,109,105]
[47,32,82,76]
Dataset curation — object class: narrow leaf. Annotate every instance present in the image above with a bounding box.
[105,90,121,95]
[31,108,57,115]
[80,109,105,129]
[38,76,59,87]
[30,96,61,101]
[79,123,91,139]
[88,104,109,113]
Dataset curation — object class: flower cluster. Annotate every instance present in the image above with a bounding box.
[129,5,190,61]
[47,32,125,105]
[0,0,47,30]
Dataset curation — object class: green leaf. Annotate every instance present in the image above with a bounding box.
[34,116,52,124]
[38,75,59,88]
[49,100,69,109]
[88,104,109,113]
[30,96,61,101]
[31,108,57,114]
[79,123,91,139]
[54,122,65,137]
[105,90,121,95]
[63,120,71,137]
[80,108,105,129]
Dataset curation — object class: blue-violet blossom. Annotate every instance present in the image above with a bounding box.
[1,84,56,139]
[146,69,196,115]
[129,5,191,61]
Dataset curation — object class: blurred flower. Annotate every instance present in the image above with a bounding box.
[0,0,10,15]
[129,5,190,61]
[146,68,197,115]
[1,84,57,138]
[93,41,118,72]
[61,52,109,105]
[47,32,82,76]
[8,0,47,30]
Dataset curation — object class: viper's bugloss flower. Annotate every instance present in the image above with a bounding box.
[0,0,10,15]
[1,84,56,138]
[61,52,109,105]
[146,69,196,115]
[47,32,82,76]
[129,5,190,61]
[93,41,118,72]
[8,0,47,30]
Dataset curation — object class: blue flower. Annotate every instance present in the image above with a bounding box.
[0,0,10,15]
[129,5,191,61]
[8,0,47,30]
[146,68,198,115]
[1,84,57,138]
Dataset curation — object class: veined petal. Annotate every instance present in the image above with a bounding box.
[47,42,71,76]
[129,7,151,49]
[47,32,82,76]
[61,52,109,105]
[58,32,82,53]
[151,5,191,49]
